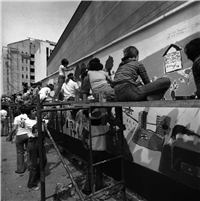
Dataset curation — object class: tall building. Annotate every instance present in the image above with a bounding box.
[2,38,56,95]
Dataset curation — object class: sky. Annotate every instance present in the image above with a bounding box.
[1,0,81,46]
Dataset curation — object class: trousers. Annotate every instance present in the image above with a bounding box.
[53,75,65,100]
[82,151,106,193]
[15,134,29,173]
[27,137,47,188]
[114,77,171,101]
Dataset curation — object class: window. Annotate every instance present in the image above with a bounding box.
[22,74,24,78]
[31,54,35,58]
[26,59,28,63]
[30,75,35,80]
[30,61,34,65]
[46,47,49,56]
[22,59,23,63]
[26,75,28,79]
[22,67,24,71]
[30,68,35,73]
[26,67,28,71]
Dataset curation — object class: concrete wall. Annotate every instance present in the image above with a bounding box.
[47,1,185,75]
[4,39,55,94]
[34,41,55,82]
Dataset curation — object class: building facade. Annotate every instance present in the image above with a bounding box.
[2,39,56,95]
[40,1,200,195]
[47,1,185,75]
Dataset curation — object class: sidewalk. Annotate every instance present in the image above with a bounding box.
[1,136,76,201]
[1,136,142,201]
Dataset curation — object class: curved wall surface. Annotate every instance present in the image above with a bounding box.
[47,1,185,75]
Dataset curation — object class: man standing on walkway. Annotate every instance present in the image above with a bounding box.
[8,105,30,174]
[0,105,8,137]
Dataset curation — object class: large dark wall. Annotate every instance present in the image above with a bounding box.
[47,1,185,75]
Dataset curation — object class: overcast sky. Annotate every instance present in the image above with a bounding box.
[1,0,81,46]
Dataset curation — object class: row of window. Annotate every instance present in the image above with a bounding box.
[22,67,28,71]
[22,67,35,72]
[21,55,34,63]
[22,74,35,80]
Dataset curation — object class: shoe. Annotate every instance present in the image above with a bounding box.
[82,189,91,196]
[15,170,26,174]
[30,186,40,191]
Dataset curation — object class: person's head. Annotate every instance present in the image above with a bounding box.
[184,38,200,62]
[65,73,75,84]
[88,58,103,71]
[61,58,69,67]
[1,105,8,111]
[47,84,54,91]
[19,104,30,115]
[122,46,139,61]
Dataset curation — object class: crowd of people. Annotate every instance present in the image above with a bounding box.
[1,40,199,194]
[53,46,172,103]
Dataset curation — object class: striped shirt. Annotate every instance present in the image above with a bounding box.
[114,59,150,86]
[192,55,200,98]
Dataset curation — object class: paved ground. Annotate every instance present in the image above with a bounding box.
[1,136,143,201]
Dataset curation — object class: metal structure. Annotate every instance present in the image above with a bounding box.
[36,97,127,201]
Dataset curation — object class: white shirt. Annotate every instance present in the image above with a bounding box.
[14,114,29,136]
[91,125,109,151]
[58,65,66,76]
[0,109,7,119]
[61,79,79,100]
[38,87,51,101]
[25,119,37,138]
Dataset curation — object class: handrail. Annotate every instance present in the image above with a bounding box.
[42,99,200,108]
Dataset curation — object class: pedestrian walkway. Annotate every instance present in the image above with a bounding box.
[1,136,144,201]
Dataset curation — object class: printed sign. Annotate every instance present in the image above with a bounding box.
[163,44,183,74]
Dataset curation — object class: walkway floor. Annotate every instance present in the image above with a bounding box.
[1,136,144,201]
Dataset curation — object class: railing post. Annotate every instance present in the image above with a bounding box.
[37,93,46,201]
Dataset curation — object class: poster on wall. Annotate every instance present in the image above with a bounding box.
[163,44,183,74]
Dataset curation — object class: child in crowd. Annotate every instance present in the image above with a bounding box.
[53,58,69,101]
[114,46,171,101]
[82,109,109,195]
[60,73,79,101]
[7,105,31,174]
[38,84,54,103]
[87,58,115,100]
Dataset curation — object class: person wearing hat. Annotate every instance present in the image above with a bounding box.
[82,108,109,195]
[87,58,115,101]
[53,58,69,101]
[60,73,79,101]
